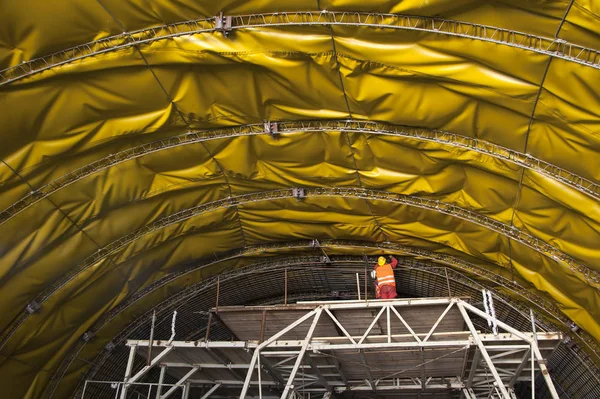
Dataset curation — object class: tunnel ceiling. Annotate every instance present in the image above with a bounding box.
[1,1,600,398]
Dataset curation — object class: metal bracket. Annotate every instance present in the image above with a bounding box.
[264,120,279,136]
[292,188,305,200]
[82,331,95,342]
[215,12,232,37]
[25,300,41,314]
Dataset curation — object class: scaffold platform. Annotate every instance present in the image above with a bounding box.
[87,297,562,399]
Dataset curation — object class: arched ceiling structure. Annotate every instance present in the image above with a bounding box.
[0,1,600,398]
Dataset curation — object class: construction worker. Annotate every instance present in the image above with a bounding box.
[372,255,398,299]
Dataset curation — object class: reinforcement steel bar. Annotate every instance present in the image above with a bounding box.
[2,11,600,87]
[3,120,598,227]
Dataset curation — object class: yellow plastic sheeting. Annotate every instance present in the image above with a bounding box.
[142,33,349,126]
[322,0,570,38]
[0,130,534,326]
[560,0,600,49]
[0,0,122,69]
[0,0,578,70]
[515,171,600,270]
[332,26,547,149]
[1,1,600,398]
[0,51,176,178]
[527,58,600,182]
[348,133,520,222]
[201,132,360,193]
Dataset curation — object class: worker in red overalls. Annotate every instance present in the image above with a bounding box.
[372,255,398,299]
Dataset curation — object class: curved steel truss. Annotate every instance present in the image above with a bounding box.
[3,187,599,356]
[54,253,600,399]
[2,120,598,227]
[1,11,599,86]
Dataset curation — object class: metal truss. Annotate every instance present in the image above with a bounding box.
[2,11,600,87]
[2,119,598,227]
[4,187,598,357]
[108,298,561,399]
[49,251,600,399]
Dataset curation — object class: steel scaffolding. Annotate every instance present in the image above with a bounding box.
[93,298,561,399]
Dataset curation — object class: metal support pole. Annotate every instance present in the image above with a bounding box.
[204,312,213,342]
[82,380,89,399]
[509,348,531,388]
[364,267,367,301]
[356,273,361,300]
[457,302,510,399]
[120,345,137,399]
[215,276,220,313]
[147,311,156,366]
[284,268,288,305]
[281,308,323,399]
[386,305,391,343]
[463,301,560,399]
[155,366,166,399]
[260,310,267,343]
[182,383,190,399]
[531,345,535,399]
[444,267,452,297]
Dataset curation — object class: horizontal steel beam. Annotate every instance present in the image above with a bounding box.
[3,120,597,227]
[334,382,464,391]
[1,11,599,87]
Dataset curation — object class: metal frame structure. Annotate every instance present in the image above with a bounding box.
[97,298,561,399]
[2,11,600,86]
[3,119,599,227]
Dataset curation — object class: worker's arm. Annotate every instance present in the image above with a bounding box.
[389,255,398,268]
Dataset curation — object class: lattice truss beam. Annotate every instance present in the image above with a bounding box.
[2,11,600,86]
[86,298,562,399]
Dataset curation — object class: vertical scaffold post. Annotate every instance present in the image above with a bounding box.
[444,267,452,297]
[215,276,220,313]
[457,302,510,399]
[364,267,368,301]
[155,366,166,399]
[120,345,137,399]
[284,268,288,305]
[356,273,361,300]
[147,311,156,366]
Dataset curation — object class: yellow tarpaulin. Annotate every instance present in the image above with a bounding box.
[0,1,599,398]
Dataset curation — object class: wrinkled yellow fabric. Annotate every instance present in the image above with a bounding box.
[1,1,600,398]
